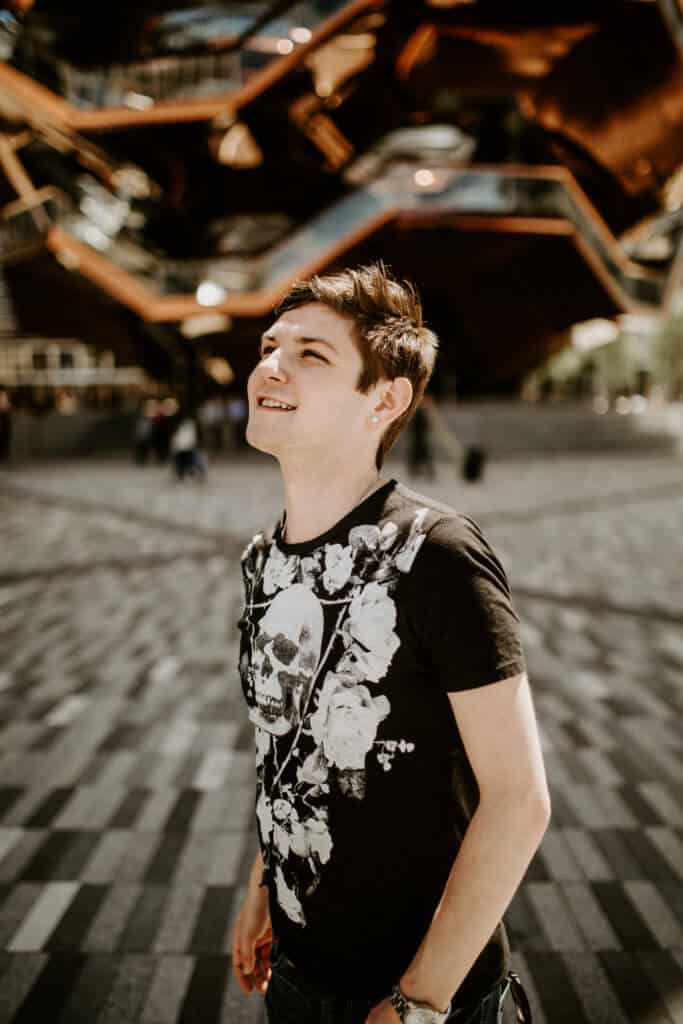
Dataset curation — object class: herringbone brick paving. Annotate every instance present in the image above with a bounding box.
[1,453,682,1023]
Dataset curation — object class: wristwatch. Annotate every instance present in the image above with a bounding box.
[389,981,452,1024]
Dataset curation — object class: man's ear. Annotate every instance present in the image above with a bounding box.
[373,377,413,425]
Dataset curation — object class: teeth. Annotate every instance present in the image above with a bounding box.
[261,398,295,410]
[256,694,285,720]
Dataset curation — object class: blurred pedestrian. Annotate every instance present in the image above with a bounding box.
[0,389,12,461]
[227,394,248,448]
[426,399,487,484]
[232,263,543,1024]
[407,394,435,479]
[151,399,175,462]
[199,396,225,451]
[132,399,154,464]
[170,412,205,482]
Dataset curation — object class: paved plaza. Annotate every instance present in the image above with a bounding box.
[0,451,682,1024]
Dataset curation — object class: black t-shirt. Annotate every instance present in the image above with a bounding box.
[238,479,526,1007]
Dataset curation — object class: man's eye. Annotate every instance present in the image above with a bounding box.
[260,345,275,357]
[302,349,326,362]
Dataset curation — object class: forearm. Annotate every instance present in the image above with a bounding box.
[248,847,267,895]
[401,793,550,1012]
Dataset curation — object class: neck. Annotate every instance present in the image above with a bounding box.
[278,455,385,545]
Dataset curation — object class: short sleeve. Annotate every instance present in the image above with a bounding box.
[406,513,527,692]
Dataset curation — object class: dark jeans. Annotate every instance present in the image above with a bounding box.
[265,944,511,1024]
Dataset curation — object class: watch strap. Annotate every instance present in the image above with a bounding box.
[390,981,451,1023]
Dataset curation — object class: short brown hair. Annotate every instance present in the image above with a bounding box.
[276,262,439,469]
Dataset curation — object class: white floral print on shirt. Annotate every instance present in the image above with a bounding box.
[241,507,430,926]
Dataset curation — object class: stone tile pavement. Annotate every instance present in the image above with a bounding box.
[0,452,682,1023]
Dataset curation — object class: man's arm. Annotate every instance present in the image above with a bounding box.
[399,671,550,1013]
[231,847,273,995]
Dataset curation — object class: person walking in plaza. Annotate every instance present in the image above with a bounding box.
[406,395,435,480]
[169,411,206,482]
[232,263,549,1024]
[0,389,12,461]
[132,398,154,465]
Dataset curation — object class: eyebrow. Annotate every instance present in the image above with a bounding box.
[261,332,338,353]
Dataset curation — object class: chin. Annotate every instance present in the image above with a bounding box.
[246,422,279,457]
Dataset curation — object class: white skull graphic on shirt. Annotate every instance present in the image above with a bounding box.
[248,584,323,737]
[241,507,429,925]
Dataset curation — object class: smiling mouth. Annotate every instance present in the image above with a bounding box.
[258,398,297,411]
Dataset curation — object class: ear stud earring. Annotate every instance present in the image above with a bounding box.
[371,415,379,423]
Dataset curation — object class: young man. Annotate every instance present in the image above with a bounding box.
[232,263,549,1024]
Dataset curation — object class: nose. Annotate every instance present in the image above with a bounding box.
[261,347,289,382]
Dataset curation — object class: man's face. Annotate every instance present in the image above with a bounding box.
[246,302,376,461]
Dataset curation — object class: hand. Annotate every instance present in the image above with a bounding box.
[365,997,401,1024]
[231,884,273,996]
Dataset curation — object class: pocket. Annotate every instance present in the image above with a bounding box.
[448,982,503,1024]
[344,996,382,1024]
[265,954,314,1024]
[477,983,507,1024]
[265,980,309,1024]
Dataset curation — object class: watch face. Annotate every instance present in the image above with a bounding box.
[390,984,449,1024]
[405,1008,445,1024]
